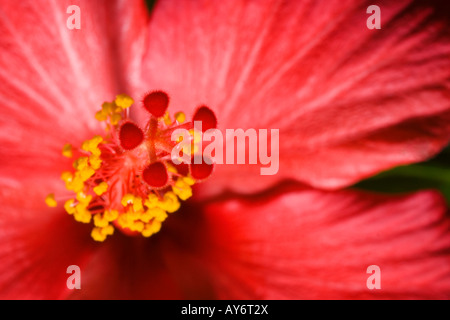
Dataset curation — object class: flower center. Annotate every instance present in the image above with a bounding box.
[45,91,216,241]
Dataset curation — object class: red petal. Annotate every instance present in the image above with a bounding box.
[204,110,450,195]
[162,187,450,299]
[136,0,450,193]
[0,0,148,181]
[67,234,183,299]
[0,182,96,299]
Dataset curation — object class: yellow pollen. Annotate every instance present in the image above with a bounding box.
[104,209,119,221]
[142,221,162,237]
[93,213,109,228]
[79,166,96,181]
[102,102,115,113]
[114,94,134,109]
[132,197,144,212]
[167,164,177,175]
[76,192,92,205]
[96,101,124,126]
[163,112,172,125]
[144,194,158,208]
[172,178,193,201]
[62,143,73,158]
[89,155,102,170]
[74,156,89,171]
[95,110,108,121]
[64,199,76,214]
[129,220,145,232]
[45,193,57,207]
[121,194,136,207]
[81,135,102,156]
[61,171,73,182]
[160,191,181,213]
[147,207,168,222]
[66,174,84,193]
[182,176,196,186]
[175,112,186,123]
[110,113,122,125]
[91,225,114,242]
[93,182,108,196]
[73,203,92,223]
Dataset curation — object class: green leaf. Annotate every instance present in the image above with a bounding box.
[354,145,450,205]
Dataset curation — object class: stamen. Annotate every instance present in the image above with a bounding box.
[93,181,108,195]
[45,193,57,207]
[172,178,194,200]
[115,94,134,109]
[64,199,76,214]
[46,92,216,242]
[174,112,186,123]
[62,144,73,158]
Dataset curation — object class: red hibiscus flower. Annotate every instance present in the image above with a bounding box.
[1,0,450,299]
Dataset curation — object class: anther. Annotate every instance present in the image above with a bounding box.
[45,193,57,207]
